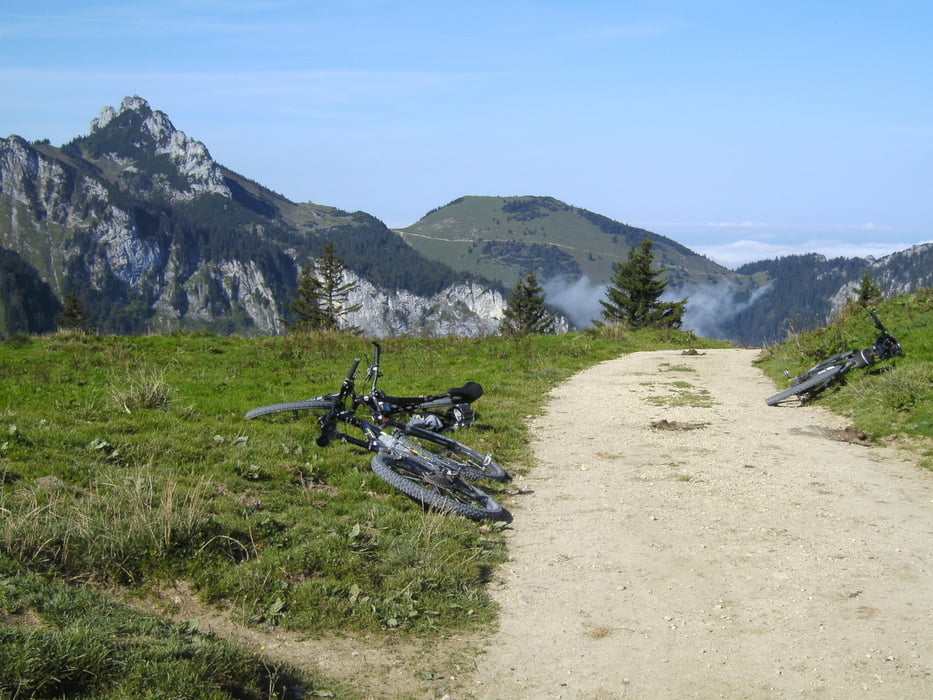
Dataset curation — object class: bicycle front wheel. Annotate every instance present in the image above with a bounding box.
[393,425,510,482]
[765,364,846,406]
[245,398,335,420]
[371,453,512,522]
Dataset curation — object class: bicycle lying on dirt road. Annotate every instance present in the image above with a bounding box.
[765,308,903,406]
[245,346,512,521]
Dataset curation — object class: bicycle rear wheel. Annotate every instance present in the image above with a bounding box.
[765,364,846,406]
[393,425,510,482]
[371,453,512,522]
[245,398,335,420]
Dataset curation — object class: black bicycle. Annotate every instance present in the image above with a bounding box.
[246,354,512,522]
[245,343,509,482]
[765,308,903,406]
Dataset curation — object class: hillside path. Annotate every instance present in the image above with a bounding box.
[464,348,932,699]
[155,349,931,699]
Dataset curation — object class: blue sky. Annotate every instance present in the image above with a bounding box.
[2,0,931,268]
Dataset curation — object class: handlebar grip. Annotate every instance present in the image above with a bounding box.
[347,358,361,381]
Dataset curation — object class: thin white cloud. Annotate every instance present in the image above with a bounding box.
[0,4,296,38]
[696,239,921,269]
[646,220,900,235]
[703,221,771,229]
[0,67,453,103]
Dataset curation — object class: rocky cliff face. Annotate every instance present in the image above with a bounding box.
[345,275,506,337]
[828,242,933,315]
[0,97,508,337]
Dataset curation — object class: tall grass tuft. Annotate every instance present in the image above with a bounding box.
[881,364,931,410]
[110,366,173,412]
[0,474,212,582]
[0,572,322,698]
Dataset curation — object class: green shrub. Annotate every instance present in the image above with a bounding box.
[0,573,323,698]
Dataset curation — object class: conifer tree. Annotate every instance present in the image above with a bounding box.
[314,242,361,330]
[57,289,89,332]
[597,238,686,329]
[282,264,326,334]
[282,242,360,333]
[499,271,555,336]
[853,270,883,307]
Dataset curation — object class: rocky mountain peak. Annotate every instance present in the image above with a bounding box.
[85,95,230,201]
[90,95,148,132]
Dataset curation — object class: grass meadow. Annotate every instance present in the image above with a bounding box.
[1,289,929,697]
[1,326,725,698]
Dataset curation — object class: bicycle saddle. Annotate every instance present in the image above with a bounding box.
[447,381,483,403]
[379,381,483,408]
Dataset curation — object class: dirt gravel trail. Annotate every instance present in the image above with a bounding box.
[465,348,932,699]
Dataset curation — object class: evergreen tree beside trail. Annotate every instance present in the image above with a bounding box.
[499,271,556,336]
[597,238,686,329]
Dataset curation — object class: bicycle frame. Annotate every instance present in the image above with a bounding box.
[244,344,508,481]
[313,352,489,461]
[865,308,903,362]
[312,357,388,451]
[359,342,482,432]
[789,309,902,384]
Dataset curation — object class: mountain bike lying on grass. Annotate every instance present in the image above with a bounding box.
[245,349,511,522]
[246,342,509,481]
[765,308,903,406]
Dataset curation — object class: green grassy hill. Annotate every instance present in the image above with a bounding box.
[396,195,733,290]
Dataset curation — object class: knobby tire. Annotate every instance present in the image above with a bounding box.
[371,453,512,522]
[765,364,846,406]
[245,399,335,420]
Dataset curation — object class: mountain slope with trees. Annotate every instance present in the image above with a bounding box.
[399,196,932,344]
[732,246,933,343]
[1,96,930,344]
[0,97,487,337]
